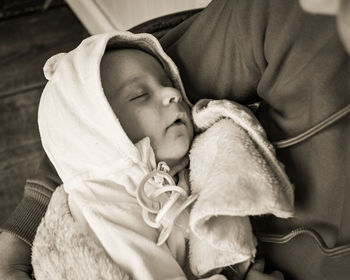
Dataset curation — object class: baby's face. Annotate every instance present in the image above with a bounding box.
[101,49,194,168]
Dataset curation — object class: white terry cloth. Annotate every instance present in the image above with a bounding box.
[38,31,191,280]
[188,99,295,277]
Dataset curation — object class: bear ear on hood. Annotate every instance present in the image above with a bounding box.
[43,52,66,80]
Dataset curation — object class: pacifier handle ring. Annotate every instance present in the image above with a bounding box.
[155,192,180,224]
[176,194,199,217]
[136,170,176,213]
[136,171,161,213]
[156,194,199,246]
[151,185,187,199]
[157,224,174,246]
[142,209,161,228]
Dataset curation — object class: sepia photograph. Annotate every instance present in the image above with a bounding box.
[0,0,349,279]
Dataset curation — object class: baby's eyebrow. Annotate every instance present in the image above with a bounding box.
[116,77,142,93]
[116,77,149,101]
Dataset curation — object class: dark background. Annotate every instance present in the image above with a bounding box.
[0,0,88,225]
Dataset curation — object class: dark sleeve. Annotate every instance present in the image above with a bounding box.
[0,154,61,246]
[160,0,267,105]
[161,0,350,134]
[162,1,350,279]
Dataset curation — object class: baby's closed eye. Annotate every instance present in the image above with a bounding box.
[129,92,149,101]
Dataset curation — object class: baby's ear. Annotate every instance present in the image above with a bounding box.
[43,53,66,80]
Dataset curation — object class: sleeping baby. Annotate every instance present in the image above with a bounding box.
[32,31,294,280]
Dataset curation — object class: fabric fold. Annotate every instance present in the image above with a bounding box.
[188,99,294,276]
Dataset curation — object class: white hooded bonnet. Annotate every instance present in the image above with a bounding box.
[38,31,191,185]
[38,31,193,279]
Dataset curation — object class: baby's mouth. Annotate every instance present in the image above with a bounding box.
[166,113,187,130]
[167,119,183,131]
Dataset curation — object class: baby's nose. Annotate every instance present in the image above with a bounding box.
[162,87,182,106]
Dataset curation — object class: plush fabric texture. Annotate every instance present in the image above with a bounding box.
[188,99,294,276]
[32,186,130,280]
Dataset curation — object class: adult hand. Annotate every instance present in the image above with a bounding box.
[245,259,284,280]
[0,232,32,280]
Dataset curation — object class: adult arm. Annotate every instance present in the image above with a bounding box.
[299,0,350,53]
[0,154,61,279]
[0,154,61,245]
[0,232,32,280]
[161,0,350,279]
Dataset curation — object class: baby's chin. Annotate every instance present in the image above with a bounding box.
[161,156,189,171]
[155,146,190,170]
[154,133,192,170]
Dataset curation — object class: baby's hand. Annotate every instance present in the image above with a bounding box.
[245,259,284,280]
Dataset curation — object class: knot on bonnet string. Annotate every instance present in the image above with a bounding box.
[136,162,198,246]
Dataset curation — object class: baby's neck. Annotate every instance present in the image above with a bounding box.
[162,156,189,177]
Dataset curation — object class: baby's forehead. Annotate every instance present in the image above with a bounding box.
[101,47,168,74]
[101,47,171,82]
[100,47,172,99]
[103,47,161,63]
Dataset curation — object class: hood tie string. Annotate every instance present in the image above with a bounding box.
[136,161,198,246]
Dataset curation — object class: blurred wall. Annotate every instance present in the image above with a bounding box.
[0,0,88,225]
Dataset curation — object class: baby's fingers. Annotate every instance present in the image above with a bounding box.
[246,259,284,280]
[250,258,265,272]
[269,270,284,280]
